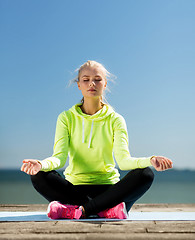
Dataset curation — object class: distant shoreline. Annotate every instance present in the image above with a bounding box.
[1,168,195,182]
[1,168,195,204]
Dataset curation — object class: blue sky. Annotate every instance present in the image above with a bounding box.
[0,0,195,169]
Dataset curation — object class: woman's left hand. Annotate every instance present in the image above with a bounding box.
[150,156,173,171]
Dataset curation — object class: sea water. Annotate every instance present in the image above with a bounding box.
[0,169,195,204]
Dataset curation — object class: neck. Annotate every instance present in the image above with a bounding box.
[81,98,103,115]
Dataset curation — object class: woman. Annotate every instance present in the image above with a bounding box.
[21,60,173,219]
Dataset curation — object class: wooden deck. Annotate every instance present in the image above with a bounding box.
[0,204,195,239]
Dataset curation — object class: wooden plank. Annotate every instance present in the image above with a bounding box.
[148,221,195,233]
[1,204,195,212]
[132,204,195,212]
[0,221,149,234]
[1,205,195,240]
[1,221,195,234]
[0,233,195,240]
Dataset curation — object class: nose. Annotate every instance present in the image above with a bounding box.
[89,81,95,87]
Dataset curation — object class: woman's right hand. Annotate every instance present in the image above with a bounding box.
[21,159,42,175]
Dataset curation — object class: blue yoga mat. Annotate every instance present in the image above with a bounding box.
[0,212,195,221]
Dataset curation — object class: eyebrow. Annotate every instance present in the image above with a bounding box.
[81,75,102,78]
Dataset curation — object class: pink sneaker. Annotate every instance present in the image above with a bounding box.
[98,202,128,219]
[47,201,83,220]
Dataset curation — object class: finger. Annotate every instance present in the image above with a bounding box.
[157,157,171,170]
[23,159,35,164]
[154,161,162,171]
[151,159,160,171]
[28,164,36,175]
[161,158,172,169]
[154,158,161,168]
[167,160,173,169]
[21,164,25,172]
[29,169,34,175]
[158,163,164,171]
[23,159,30,164]
[30,169,35,175]
[164,158,173,169]
[154,157,163,170]
[31,169,38,175]
[24,162,31,174]
[26,166,31,175]
[159,161,166,171]
[21,160,31,172]
[168,159,173,168]
[156,166,162,171]
[22,163,28,173]
[26,163,33,175]
[162,159,170,170]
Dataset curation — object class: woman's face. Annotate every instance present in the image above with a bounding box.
[77,66,107,100]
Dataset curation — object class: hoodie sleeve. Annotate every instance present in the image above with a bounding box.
[39,112,69,171]
[113,114,153,170]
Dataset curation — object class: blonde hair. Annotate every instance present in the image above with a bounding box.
[68,60,116,104]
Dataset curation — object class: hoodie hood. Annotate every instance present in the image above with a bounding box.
[69,103,115,148]
[69,103,114,121]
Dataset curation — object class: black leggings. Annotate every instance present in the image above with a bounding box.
[31,167,154,216]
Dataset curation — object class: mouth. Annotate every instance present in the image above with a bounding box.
[88,89,96,92]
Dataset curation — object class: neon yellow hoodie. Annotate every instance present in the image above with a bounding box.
[40,103,153,185]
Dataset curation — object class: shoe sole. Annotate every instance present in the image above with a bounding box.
[121,202,128,219]
[47,201,59,219]
[47,201,82,220]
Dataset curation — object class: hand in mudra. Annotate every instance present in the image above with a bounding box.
[21,159,42,175]
[150,156,173,171]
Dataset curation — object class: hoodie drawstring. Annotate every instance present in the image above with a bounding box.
[82,117,94,148]
[82,117,85,143]
[88,120,94,148]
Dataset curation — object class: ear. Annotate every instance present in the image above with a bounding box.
[77,81,81,90]
[104,80,107,89]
